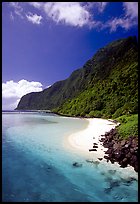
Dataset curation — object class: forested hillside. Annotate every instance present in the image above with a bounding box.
[54,40,138,118]
[16,36,138,120]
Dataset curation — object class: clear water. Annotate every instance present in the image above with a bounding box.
[2,112,138,202]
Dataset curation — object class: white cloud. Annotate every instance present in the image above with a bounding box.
[9,2,43,24]
[28,2,43,9]
[99,2,108,12]
[84,2,108,13]
[2,79,43,110]
[123,2,138,19]
[8,2,138,31]
[26,13,43,24]
[27,2,108,28]
[44,2,91,27]
[105,18,126,32]
[104,2,138,32]
[9,2,24,18]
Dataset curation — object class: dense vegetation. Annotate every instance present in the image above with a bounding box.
[16,36,138,120]
[53,51,138,119]
[115,114,138,139]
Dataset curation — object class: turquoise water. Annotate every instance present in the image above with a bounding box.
[2,112,138,202]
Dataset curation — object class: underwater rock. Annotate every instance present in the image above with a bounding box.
[109,180,120,188]
[86,159,94,163]
[108,169,116,175]
[93,160,100,165]
[86,159,100,166]
[72,162,82,167]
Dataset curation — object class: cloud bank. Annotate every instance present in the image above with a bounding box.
[8,2,138,32]
[2,79,43,110]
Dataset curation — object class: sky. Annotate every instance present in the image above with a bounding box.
[2,2,138,110]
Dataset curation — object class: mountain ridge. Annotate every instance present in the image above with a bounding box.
[16,36,138,119]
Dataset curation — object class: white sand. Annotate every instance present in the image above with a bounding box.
[67,117,138,179]
[68,118,119,159]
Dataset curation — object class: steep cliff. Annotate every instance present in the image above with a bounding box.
[16,36,138,119]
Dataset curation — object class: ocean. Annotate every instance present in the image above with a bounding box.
[2,111,138,202]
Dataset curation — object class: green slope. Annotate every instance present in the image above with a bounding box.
[16,36,138,120]
[115,114,138,139]
[53,38,138,118]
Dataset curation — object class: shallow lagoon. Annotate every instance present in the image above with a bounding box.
[2,112,138,202]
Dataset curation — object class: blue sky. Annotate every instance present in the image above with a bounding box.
[2,2,138,110]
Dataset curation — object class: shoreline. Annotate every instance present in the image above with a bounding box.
[67,117,138,179]
[68,118,118,159]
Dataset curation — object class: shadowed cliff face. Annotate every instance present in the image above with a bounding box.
[16,36,138,117]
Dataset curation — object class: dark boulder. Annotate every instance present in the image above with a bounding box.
[113,143,120,151]
[99,128,138,172]
[89,148,97,151]
[104,155,109,160]
[105,148,112,154]
[114,151,123,160]
[120,140,126,146]
[93,145,98,148]
[98,158,103,161]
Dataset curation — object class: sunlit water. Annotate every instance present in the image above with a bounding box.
[2,112,138,202]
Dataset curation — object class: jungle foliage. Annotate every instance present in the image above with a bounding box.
[16,36,138,122]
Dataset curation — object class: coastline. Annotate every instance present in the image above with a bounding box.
[67,117,138,179]
[68,118,118,159]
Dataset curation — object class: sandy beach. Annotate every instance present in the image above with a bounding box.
[68,118,119,159]
[67,117,138,179]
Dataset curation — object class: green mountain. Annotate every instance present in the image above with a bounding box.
[16,36,138,119]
